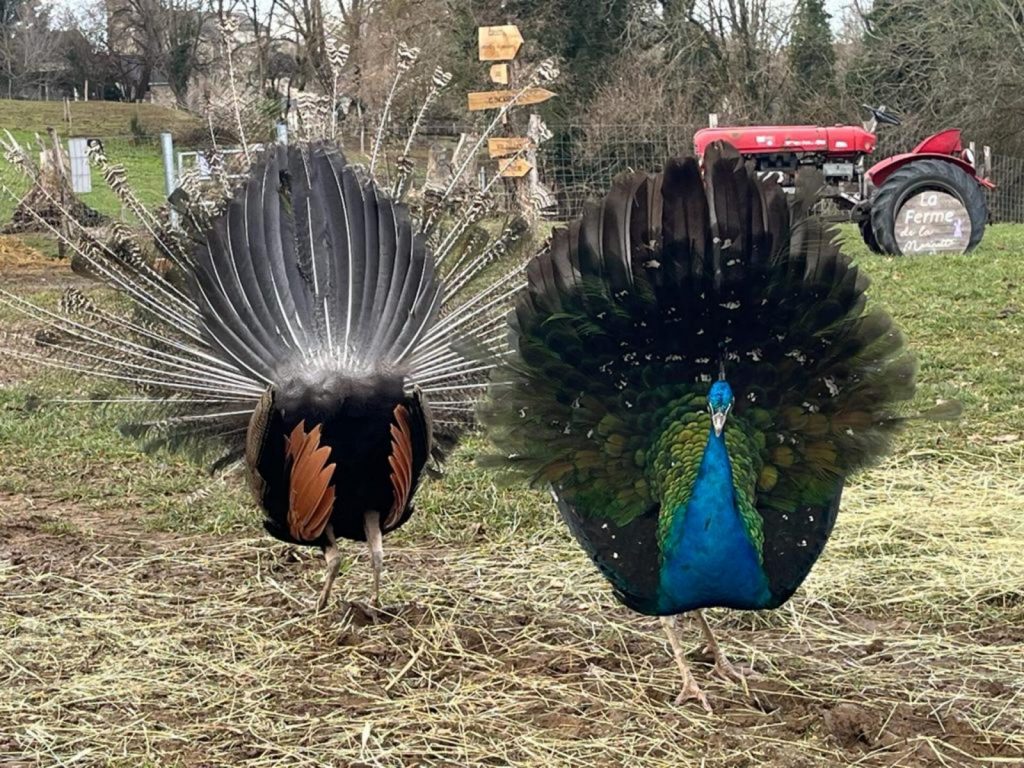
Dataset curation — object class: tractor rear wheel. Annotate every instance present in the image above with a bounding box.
[859,217,882,253]
[869,159,987,255]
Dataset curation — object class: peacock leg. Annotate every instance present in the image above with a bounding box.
[364,511,384,606]
[316,525,343,612]
[695,610,753,684]
[660,616,712,712]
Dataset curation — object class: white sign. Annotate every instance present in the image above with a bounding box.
[895,191,971,254]
[68,138,91,194]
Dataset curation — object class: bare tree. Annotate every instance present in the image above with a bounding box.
[0,0,60,98]
[239,0,283,90]
[277,0,330,90]
[60,2,114,99]
[105,0,213,101]
[589,0,794,127]
[847,0,1024,152]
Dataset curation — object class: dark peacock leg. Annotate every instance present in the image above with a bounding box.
[695,610,753,684]
[660,616,712,712]
[364,511,384,606]
[316,525,343,612]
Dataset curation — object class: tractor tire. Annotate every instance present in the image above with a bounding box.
[859,216,882,254]
[869,158,988,255]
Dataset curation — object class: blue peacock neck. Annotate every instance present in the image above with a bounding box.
[655,383,773,613]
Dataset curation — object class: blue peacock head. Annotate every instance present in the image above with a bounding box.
[707,380,734,437]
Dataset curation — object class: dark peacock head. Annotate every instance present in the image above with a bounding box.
[707,380,734,437]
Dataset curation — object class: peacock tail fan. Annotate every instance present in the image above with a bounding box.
[480,143,951,615]
[0,45,552,477]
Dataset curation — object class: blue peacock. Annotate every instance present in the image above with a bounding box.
[480,144,957,709]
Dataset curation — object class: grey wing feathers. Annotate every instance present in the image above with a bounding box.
[192,144,442,378]
[0,131,534,470]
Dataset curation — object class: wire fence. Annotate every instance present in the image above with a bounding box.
[989,153,1024,223]
[3,122,1024,230]
[527,123,1024,224]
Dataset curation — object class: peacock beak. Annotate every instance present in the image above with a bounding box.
[712,411,728,436]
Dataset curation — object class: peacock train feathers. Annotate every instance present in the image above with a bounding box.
[481,144,954,619]
[0,48,555,608]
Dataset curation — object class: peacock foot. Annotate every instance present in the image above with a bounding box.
[674,676,713,712]
[661,616,714,713]
[694,610,756,687]
[708,653,756,686]
[344,599,407,626]
[316,529,343,613]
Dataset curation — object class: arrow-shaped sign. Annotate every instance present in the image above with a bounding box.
[498,157,533,178]
[489,63,509,85]
[488,137,532,158]
[478,25,524,61]
[467,87,556,112]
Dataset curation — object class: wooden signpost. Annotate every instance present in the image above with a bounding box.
[470,24,556,213]
[478,25,524,61]
[466,87,555,112]
[498,157,532,177]
[489,64,509,85]
[488,137,532,158]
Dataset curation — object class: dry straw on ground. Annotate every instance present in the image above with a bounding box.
[1,447,1022,767]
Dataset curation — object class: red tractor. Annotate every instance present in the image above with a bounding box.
[694,106,994,255]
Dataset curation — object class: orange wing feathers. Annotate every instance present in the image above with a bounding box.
[284,421,337,541]
[386,405,414,529]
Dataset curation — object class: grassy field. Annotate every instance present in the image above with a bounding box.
[0,205,1022,765]
[0,99,203,225]
[0,99,201,139]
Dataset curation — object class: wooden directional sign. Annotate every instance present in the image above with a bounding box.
[489,63,509,85]
[498,157,532,177]
[488,137,531,158]
[467,87,555,111]
[478,25,524,61]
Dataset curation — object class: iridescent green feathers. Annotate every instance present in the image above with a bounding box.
[481,146,917,559]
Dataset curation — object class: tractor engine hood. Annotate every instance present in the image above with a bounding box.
[693,125,876,158]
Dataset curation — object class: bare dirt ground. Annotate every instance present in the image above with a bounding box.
[1,241,1023,767]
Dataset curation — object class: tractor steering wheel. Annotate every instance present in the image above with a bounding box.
[862,105,902,126]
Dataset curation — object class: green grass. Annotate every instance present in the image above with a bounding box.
[839,225,1024,439]
[0,138,169,222]
[0,99,202,223]
[0,222,1021,765]
[0,99,200,140]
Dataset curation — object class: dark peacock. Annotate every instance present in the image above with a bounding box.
[480,144,958,709]
[0,52,554,610]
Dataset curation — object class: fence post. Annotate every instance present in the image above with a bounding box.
[160,132,178,227]
[47,128,68,259]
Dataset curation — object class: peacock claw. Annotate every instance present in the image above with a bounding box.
[694,611,754,688]
[661,615,714,713]
[344,600,405,626]
[674,679,713,713]
[710,655,755,685]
